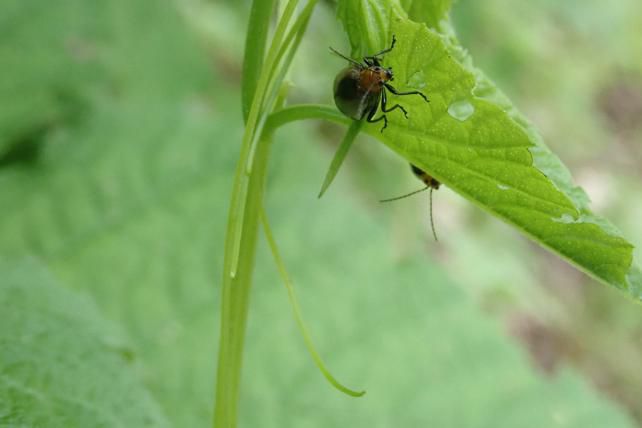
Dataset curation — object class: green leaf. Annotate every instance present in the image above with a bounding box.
[336,0,404,56]
[0,1,222,425]
[318,120,363,198]
[0,1,93,161]
[0,258,168,427]
[0,0,637,427]
[335,0,641,300]
[400,0,452,28]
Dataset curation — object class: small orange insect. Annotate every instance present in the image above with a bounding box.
[381,164,441,241]
[330,35,429,132]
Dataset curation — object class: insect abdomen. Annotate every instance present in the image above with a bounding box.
[333,67,379,120]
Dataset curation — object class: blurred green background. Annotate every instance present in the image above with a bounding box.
[1,0,642,426]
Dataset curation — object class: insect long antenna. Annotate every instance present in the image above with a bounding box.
[379,186,428,203]
[329,47,362,67]
[429,187,438,242]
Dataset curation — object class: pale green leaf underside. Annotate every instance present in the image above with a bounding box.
[336,1,640,299]
[400,0,452,29]
[0,258,168,427]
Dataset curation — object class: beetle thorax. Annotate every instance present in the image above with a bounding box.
[358,66,392,93]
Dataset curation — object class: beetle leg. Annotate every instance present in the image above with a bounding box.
[366,103,388,133]
[364,35,397,64]
[384,83,430,103]
[380,88,408,118]
[363,56,380,67]
[370,35,397,58]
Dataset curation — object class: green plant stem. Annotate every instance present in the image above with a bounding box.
[214,105,345,428]
[241,0,276,121]
[266,104,349,130]
[214,3,323,425]
[215,4,297,423]
[226,0,300,287]
[213,136,272,428]
[266,0,318,103]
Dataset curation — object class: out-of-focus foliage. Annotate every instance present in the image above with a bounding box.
[0,1,224,426]
[0,0,641,427]
[447,0,642,421]
[0,258,169,427]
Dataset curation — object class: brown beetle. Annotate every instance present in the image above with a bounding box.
[331,36,429,132]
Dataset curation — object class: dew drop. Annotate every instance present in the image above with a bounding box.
[447,100,475,121]
[230,270,237,279]
[497,184,510,190]
[407,71,427,89]
[551,213,576,224]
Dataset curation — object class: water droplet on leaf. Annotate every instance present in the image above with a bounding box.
[447,100,475,121]
[407,71,427,89]
[552,213,577,224]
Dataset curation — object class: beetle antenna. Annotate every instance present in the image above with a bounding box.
[329,47,362,67]
[379,186,428,203]
[429,187,438,242]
